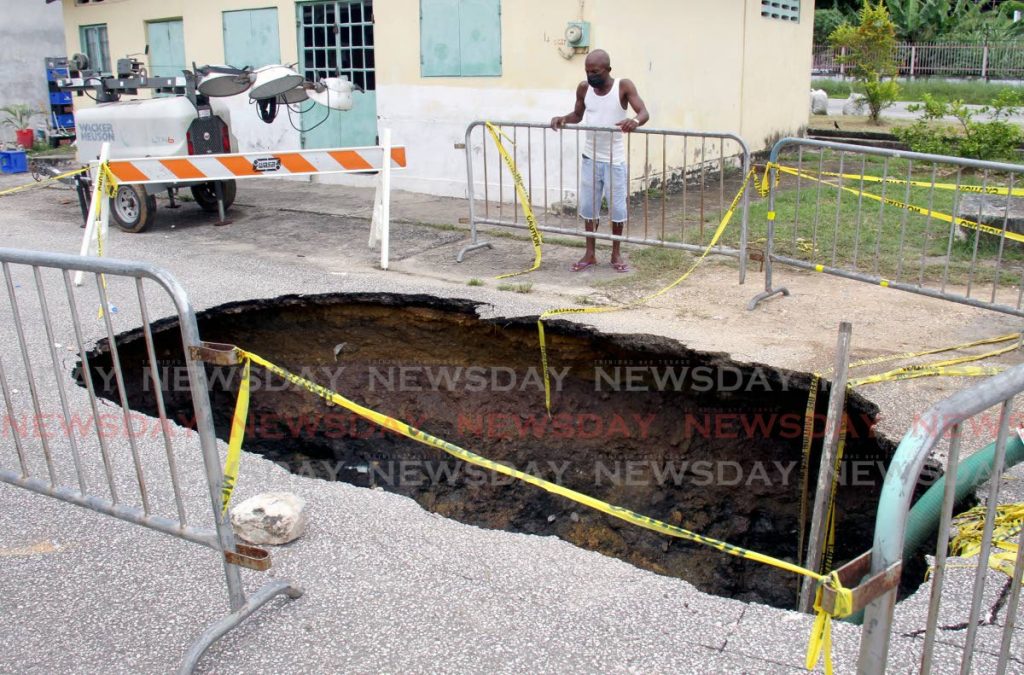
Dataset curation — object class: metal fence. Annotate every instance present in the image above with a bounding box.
[0,248,301,672]
[858,362,1024,673]
[814,41,1024,79]
[749,138,1024,318]
[460,120,752,281]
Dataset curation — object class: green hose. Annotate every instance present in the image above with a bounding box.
[844,435,1024,624]
[902,435,1024,560]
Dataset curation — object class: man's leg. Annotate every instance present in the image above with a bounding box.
[610,221,626,270]
[578,219,599,267]
[609,162,629,272]
[574,157,601,270]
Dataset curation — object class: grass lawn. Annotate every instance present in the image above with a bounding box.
[805,115,924,135]
[611,155,1024,292]
[739,152,1024,289]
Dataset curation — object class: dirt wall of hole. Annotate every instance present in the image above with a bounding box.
[79,293,927,609]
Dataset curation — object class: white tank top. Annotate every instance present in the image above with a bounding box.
[584,78,628,164]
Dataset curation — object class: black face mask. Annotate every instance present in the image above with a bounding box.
[587,73,606,88]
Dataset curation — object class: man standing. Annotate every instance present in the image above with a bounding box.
[551,49,649,272]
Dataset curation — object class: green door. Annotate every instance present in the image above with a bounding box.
[146,19,186,78]
[297,0,377,149]
[223,8,281,69]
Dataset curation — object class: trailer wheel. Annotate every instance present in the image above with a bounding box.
[109,185,156,233]
[190,180,237,213]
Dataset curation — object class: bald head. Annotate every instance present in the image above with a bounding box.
[585,49,611,71]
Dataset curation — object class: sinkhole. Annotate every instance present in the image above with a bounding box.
[77,293,933,609]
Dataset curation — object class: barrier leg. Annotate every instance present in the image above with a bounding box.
[457,240,493,262]
[457,122,492,262]
[747,163,789,310]
[177,579,304,674]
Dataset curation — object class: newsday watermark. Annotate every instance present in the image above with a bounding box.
[282,457,918,489]
[94,357,802,395]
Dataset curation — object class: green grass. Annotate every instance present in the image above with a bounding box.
[543,235,586,249]
[467,278,484,286]
[497,282,534,294]
[811,78,1022,106]
[420,222,468,232]
[739,151,1024,288]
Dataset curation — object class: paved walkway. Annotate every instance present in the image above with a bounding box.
[825,98,1024,124]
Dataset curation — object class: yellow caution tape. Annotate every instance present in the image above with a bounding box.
[0,165,88,197]
[817,170,1024,197]
[797,373,820,570]
[535,168,757,412]
[822,415,848,576]
[99,162,119,198]
[93,162,119,319]
[484,122,543,279]
[951,502,1023,577]
[221,357,251,514]
[226,347,852,671]
[795,333,1020,570]
[767,163,1024,245]
[807,571,853,675]
[846,333,1020,371]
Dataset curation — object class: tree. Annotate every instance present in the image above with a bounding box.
[815,8,853,43]
[830,2,900,124]
[884,0,972,41]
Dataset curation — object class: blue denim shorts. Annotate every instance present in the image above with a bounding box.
[579,156,627,222]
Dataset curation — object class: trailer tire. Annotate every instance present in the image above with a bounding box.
[109,185,157,233]
[190,180,237,213]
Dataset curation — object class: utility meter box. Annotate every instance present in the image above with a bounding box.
[565,21,591,48]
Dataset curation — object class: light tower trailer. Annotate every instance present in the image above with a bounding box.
[58,57,243,232]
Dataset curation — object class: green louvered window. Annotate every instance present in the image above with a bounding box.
[761,0,800,22]
[420,0,501,77]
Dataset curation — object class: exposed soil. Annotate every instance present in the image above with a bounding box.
[75,292,934,610]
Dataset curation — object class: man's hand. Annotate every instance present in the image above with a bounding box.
[550,116,566,130]
[616,118,640,133]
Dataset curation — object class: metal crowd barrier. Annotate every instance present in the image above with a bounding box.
[0,248,302,673]
[858,363,1024,673]
[750,137,1024,317]
[460,120,752,282]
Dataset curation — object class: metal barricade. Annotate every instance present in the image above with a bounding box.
[749,137,1024,317]
[857,363,1024,673]
[459,120,752,282]
[0,248,302,673]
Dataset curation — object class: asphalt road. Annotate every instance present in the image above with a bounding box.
[0,173,1020,673]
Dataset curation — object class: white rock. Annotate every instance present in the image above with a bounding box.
[842,92,867,116]
[810,89,828,115]
[230,492,307,546]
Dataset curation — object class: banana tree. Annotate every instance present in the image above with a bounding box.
[885,0,973,41]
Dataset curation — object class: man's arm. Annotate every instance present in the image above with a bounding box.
[550,82,589,130]
[616,79,649,133]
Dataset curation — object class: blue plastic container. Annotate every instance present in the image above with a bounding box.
[0,150,28,174]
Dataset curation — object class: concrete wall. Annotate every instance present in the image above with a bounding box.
[0,0,65,144]
[58,0,813,197]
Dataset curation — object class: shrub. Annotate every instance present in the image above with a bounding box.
[893,91,1024,161]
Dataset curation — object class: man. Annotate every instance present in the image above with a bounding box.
[551,49,649,272]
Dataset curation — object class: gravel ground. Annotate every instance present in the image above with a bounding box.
[0,173,1020,673]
